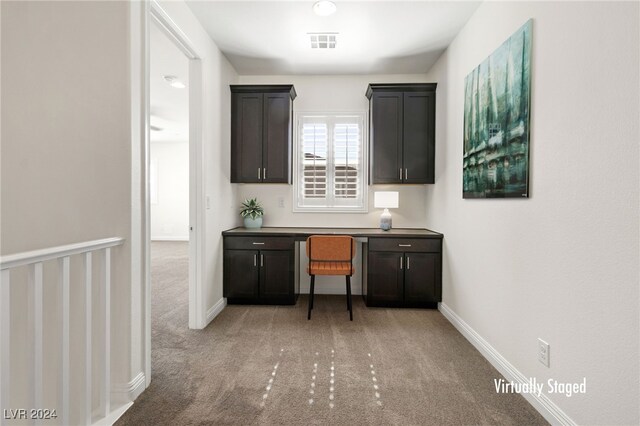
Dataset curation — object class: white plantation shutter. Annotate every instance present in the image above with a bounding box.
[333,123,360,199]
[295,113,367,212]
[302,123,327,199]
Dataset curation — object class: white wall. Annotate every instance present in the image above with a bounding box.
[424,2,639,424]
[236,74,433,293]
[2,0,240,417]
[150,142,189,241]
[236,74,432,229]
[1,1,133,421]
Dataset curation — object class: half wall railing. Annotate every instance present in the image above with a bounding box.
[0,237,124,425]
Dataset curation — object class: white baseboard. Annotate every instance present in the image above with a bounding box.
[150,236,189,241]
[206,297,227,326]
[92,402,133,426]
[438,303,576,426]
[112,372,146,403]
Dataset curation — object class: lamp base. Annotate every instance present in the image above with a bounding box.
[379,208,392,231]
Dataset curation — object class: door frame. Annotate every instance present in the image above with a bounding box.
[144,0,205,386]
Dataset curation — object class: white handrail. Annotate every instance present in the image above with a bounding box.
[0,237,124,270]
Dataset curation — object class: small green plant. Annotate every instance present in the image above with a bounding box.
[240,198,264,220]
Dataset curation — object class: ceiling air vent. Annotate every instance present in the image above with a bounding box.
[309,33,337,49]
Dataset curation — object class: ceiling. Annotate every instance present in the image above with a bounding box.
[186,1,481,75]
[150,21,189,143]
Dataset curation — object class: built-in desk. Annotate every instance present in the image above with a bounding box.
[222,227,443,308]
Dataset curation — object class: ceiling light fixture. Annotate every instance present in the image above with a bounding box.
[163,75,186,89]
[313,0,336,16]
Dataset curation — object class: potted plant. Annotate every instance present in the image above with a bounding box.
[240,198,264,229]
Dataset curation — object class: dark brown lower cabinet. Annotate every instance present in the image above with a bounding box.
[259,250,294,302]
[223,249,259,300]
[403,252,438,304]
[366,251,404,304]
[223,237,296,304]
[222,231,442,309]
[364,238,441,308]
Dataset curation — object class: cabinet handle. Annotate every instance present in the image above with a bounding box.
[407,256,410,270]
[405,168,408,180]
[258,167,261,180]
[260,254,264,267]
[263,168,266,179]
[252,242,265,245]
[400,168,403,181]
[254,254,257,267]
[400,256,403,270]
[398,244,412,247]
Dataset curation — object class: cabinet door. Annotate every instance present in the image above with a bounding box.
[263,93,291,183]
[403,91,435,184]
[367,251,404,305]
[231,93,263,183]
[223,249,259,300]
[404,252,438,303]
[370,92,403,184]
[259,250,294,303]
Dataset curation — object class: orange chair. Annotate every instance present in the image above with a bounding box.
[306,235,356,321]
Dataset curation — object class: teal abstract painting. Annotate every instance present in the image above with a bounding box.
[463,20,532,199]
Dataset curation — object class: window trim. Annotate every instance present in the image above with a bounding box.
[293,111,369,213]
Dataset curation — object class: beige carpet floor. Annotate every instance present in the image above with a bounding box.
[116,241,547,426]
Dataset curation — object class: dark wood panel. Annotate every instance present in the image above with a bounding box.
[223,249,259,299]
[222,227,443,239]
[262,93,291,183]
[231,93,263,183]
[403,92,434,184]
[368,237,441,253]
[224,236,294,251]
[260,250,295,303]
[230,85,295,185]
[367,251,404,305]
[223,226,443,309]
[404,252,438,303]
[370,92,403,184]
[367,83,437,185]
[366,83,438,98]
[426,91,436,184]
[231,85,297,99]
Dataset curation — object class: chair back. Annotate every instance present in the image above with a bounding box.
[306,235,355,262]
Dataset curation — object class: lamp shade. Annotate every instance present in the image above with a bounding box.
[374,191,399,209]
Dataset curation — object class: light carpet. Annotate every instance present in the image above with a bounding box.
[116,241,547,425]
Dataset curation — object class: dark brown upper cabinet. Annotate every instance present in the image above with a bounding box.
[366,83,436,184]
[230,85,296,183]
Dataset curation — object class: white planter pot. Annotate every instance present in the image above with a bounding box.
[243,217,263,229]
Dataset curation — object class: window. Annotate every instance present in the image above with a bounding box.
[294,112,367,212]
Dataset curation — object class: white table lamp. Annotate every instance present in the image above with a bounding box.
[374,191,399,231]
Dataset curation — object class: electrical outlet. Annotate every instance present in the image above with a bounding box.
[277,197,285,208]
[538,338,550,367]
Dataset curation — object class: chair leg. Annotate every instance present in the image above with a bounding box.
[308,275,315,320]
[346,275,353,321]
[310,275,315,311]
[346,280,350,311]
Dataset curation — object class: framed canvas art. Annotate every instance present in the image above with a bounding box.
[463,19,532,199]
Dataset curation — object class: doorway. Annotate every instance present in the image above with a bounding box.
[145,3,205,386]
[149,18,190,329]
